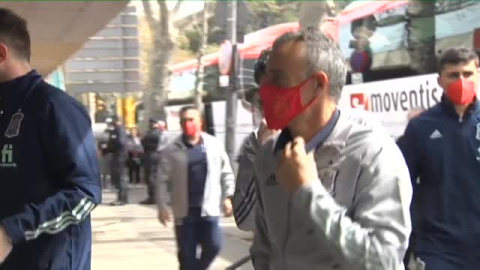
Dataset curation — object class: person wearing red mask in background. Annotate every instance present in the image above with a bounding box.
[233,48,280,232]
[156,105,235,270]
[398,48,480,270]
[250,28,412,269]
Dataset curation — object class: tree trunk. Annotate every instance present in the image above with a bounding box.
[406,1,436,74]
[141,0,158,125]
[141,0,182,124]
[193,1,209,113]
[151,0,179,122]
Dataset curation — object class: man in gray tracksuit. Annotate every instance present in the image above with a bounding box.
[250,29,412,269]
[233,48,279,232]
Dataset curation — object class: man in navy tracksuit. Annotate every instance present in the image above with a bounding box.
[0,8,101,269]
[398,47,480,269]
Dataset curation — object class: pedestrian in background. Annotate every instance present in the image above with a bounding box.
[398,47,480,270]
[106,116,129,206]
[127,127,143,184]
[233,48,279,232]
[140,118,162,204]
[157,106,235,270]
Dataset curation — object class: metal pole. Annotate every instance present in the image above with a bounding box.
[225,1,238,167]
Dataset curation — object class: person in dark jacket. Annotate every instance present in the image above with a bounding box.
[398,47,480,269]
[140,118,162,204]
[106,116,129,205]
[233,48,279,231]
[0,8,101,269]
[127,127,143,184]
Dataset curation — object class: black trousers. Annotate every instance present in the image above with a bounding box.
[128,161,141,184]
[143,152,159,201]
[110,155,128,203]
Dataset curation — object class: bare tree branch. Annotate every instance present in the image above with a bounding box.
[158,0,170,38]
[172,0,183,17]
[141,0,159,128]
[193,1,209,112]
[142,0,156,28]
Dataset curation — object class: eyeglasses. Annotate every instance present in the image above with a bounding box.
[254,48,272,85]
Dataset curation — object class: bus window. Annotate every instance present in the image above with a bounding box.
[341,1,480,83]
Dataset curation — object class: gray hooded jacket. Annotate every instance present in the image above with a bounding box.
[233,130,260,231]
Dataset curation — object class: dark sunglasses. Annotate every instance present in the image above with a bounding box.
[254,48,272,85]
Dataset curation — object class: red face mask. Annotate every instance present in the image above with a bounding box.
[259,77,317,130]
[184,121,200,137]
[446,78,477,105]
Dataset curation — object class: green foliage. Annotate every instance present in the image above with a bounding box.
[246,0,299,32]
[176,33,190,51]
[184,28,202,52]
[177,0,299,55]
[205,44,220,54]
[177,14,223,54]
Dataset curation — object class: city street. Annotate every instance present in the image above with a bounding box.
[3,1,477,270]
[92,186,254,270]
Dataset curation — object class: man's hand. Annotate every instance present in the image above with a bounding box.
[275,137,318,193]
[158,209,171,227]
[0,226,12,264]
[223,198,233,217]
[258,119,280,145]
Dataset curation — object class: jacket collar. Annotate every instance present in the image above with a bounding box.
[0,70,41,101]
[440,94,480,120]
[274,109,342,155]
[322,108,350,151]
[173,132,209,149]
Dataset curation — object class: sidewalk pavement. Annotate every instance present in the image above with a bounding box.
[92,189,254,270]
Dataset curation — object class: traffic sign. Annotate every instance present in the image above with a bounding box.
[218,40,233,75]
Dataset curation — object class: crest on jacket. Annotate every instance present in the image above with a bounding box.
[265,174,277,186]
[318,168,338,196]
[5,111,24,138]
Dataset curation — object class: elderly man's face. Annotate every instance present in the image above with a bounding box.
[263,40,320,113]
[264,40,309,88]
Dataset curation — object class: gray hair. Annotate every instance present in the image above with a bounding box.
[272,28,347,102]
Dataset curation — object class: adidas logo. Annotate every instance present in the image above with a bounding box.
[265,174,277,186]
[429,129,442,139]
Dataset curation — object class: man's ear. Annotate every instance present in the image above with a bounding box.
[437,75,444,90]
[315,71,329,93]
[0,43,8,65]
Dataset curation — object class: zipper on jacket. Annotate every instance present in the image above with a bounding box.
[202,156,211,217]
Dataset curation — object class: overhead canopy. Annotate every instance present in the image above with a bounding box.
[0,1,129,76]
[170,0,410,75]
[340,0,408,21]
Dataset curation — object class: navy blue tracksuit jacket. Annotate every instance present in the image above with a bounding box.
[0,70,101,269]
[398,96,480,269]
